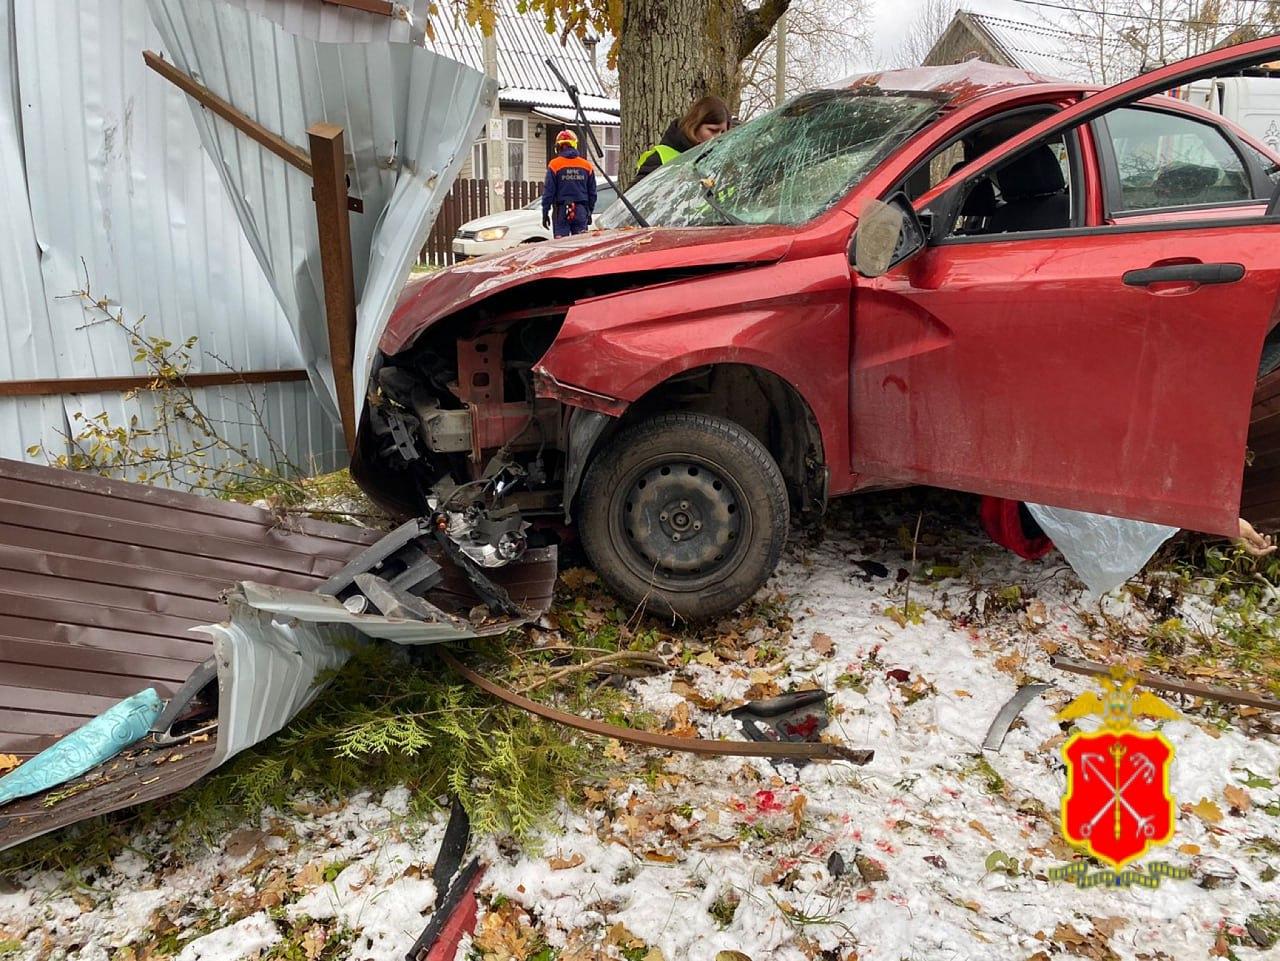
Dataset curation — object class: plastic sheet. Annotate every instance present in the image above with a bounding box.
[0,688,162,806]
[1026,503,1177,595]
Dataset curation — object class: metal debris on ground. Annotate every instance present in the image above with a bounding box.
[982,683,1053,752]
[439,651,871,764]
[731,689,834,766]
[1050,654,1280,712]
[0,459,556,851]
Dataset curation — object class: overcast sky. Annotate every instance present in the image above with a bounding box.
[855,0,1037,72]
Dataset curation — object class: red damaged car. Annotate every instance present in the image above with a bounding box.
[354,38,1280,619]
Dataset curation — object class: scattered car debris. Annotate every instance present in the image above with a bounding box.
[405,798,482,961]
[437,650,871,764]
[730,689,833,766]
[0,459,556,852]
[410,858,486,961]
[982,683,1053,752]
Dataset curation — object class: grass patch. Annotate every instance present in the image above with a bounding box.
[965,757,1006,796]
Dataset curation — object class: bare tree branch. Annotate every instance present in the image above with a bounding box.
[738,0,793,62]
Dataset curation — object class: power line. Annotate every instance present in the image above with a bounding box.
[1013,0,1267,28]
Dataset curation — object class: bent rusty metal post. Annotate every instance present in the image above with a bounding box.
[1050,655,1280,713]
[143,52,360,452]
[143,51,313,176]
[320,0,396,14]
[308,123,359,453]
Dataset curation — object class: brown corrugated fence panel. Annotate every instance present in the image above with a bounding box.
[0,458,380,759]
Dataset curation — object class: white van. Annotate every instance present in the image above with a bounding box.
[1184,76,1280,153]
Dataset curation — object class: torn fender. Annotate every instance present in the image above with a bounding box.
[533,249,855,478]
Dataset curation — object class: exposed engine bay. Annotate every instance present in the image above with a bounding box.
[362,295,574,570]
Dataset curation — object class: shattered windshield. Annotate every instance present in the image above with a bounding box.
[601,90,940,228]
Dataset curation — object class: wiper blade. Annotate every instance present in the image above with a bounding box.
[698,177,745,225]
[544,58,649,229]
[690,151,744,226]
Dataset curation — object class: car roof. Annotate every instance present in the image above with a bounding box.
[832,60,1083,108]
[827,59,1264,136]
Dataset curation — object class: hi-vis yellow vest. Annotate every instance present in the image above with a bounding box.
[635,143,680,171]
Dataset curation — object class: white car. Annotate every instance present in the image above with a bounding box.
[452,185,619,259]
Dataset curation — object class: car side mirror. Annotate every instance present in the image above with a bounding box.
[852,193,927,278]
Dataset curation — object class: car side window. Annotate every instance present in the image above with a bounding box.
[945,134,1074,237]
[1102,107,1251,212]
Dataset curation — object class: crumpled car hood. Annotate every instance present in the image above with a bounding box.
[379,224,797,355]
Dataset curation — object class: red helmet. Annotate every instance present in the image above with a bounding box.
[555,129,578,149]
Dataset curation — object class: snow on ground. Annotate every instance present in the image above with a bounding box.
[5,497,1280,961]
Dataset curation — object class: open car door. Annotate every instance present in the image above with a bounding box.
[850,35,1280,535]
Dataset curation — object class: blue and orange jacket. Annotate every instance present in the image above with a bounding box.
[542,148,597,217]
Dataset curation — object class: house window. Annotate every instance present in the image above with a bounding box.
[603,126,620,177]
[471,133,487,182]
[507,117,526,183]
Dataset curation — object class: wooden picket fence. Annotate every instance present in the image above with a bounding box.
[419,178,544,267]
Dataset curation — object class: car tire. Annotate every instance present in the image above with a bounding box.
[578,411,789,621]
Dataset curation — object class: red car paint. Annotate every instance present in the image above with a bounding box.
[377,42,1280,536]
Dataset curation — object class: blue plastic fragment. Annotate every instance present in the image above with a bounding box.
[0,688,164,806]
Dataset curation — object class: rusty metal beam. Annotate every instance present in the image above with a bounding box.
[0,369,309,398]
[1050,655,1280,712]
[320,0,396,14]
[308,123,359,453]
[143,50,313,176]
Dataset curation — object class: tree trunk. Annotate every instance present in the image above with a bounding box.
[618,0,788,187]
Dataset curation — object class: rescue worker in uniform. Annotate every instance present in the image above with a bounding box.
[634,95,730,182]
[542,129,597,238]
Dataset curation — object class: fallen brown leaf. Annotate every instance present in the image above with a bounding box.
[1224,785,1251,814]
[968,819,994,841]
[1189,799,1224,824]
[811,633,835,657]
[0,754,20,775]
[665,702,699,739]
[549,852,585,870]
[1053,924,1087,945]
[788,793,807,828]
[1092,917,1126,938]
[994,652,1025,675]
[292,861,325,893]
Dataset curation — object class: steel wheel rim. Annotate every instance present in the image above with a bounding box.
[607,453,753,593]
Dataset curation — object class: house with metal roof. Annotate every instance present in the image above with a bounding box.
[425,0,621,183]
[923,9,1091,82]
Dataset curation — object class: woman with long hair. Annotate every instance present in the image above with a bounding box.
[634,95,730,181]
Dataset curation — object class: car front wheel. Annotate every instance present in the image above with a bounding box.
[578,411,790,621]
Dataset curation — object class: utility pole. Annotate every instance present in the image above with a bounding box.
[482,30,505,213]
[775,10,787,109]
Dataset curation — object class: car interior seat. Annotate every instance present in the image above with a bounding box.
[947,159,999,232]
[985,145,1070,233]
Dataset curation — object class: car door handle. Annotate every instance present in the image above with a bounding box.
[1122,262,1245,287]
